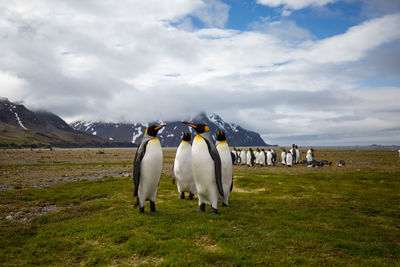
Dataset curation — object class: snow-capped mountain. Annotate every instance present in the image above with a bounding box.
[71,112,268,147]
[0,97,133,148]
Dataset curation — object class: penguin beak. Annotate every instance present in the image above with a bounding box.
[182,121,197,129]
[154,125,166,131]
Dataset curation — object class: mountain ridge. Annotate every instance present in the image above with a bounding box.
[71,112,268,147]
[0,97,134,148]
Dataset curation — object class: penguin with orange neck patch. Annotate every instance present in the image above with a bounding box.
[216,130,233,207]
[183,122,224,214]
[133,124,165,214]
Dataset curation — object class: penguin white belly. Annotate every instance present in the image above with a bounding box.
[259,152,266,166]
[286,153,293,166]
[217,142,233,205]
[192,136,218,208]
[306,152,313,162]
[240,151,246,165]
[138,138,163,204]
[246,151,251,166]
[174,142,196,193]
[296,150,300,163]
[255,152,260,164]
[281,152,286,165]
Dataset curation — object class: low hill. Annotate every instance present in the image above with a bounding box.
[0,97,134,148]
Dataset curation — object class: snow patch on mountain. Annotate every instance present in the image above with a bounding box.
[7,106,29,130]
[132,127,143,144]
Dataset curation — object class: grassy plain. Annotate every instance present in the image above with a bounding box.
[0,147,399,266]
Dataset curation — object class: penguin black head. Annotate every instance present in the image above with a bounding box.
[146,124,165,137]
[216,130,226,141]
[182,122,210,134]
[182,132,191,141]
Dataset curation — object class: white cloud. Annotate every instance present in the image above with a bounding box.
[257,0,337,10]
[256,0,338,15]
[305,13,400,63]
[0,1,399,145]
[0,71,28,101]
[192,0,230,28]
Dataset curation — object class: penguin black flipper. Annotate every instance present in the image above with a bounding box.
[203,137,224,197]
[230,175,233,192]
[133,139,150,197]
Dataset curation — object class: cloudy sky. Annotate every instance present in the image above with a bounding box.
[1,0,400,146]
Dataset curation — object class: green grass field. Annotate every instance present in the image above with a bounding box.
[0,148,399,266]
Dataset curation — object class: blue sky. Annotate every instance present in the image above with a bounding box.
[196,0,363,37]
[0,0,400,145]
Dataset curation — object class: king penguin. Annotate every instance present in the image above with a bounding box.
[247,148,255,167]
[183,122,224,214]
[271,149,276,166]
[240,149,247,165]
[259,149,266,166]
[286,149,293,167]
[255,149,260,165]
[216,130,233,207]
[173,132,196,200]
[295,145,300,164]
[133,124,165,214]
[290,144,297,164]
[281,149,287,165]
[266,150,273,166]
[306,148,314,163]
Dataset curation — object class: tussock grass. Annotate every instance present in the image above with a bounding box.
[0,148,399,265]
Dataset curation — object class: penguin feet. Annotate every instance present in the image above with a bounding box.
[139,207,145,214]
[150,201,160,213]
[211,208,218,215]
[222,203,228,207]
[192,203,205,212]
[187,193,194,200]
[180,192,185,200]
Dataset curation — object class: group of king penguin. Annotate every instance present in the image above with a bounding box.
[281,144,301,167]
[231,144,303,168]
[231,148,277,167]
[133,122,233,215]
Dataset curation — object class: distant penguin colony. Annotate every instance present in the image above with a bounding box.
[132,123,341,215]
[133,124,165,214]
